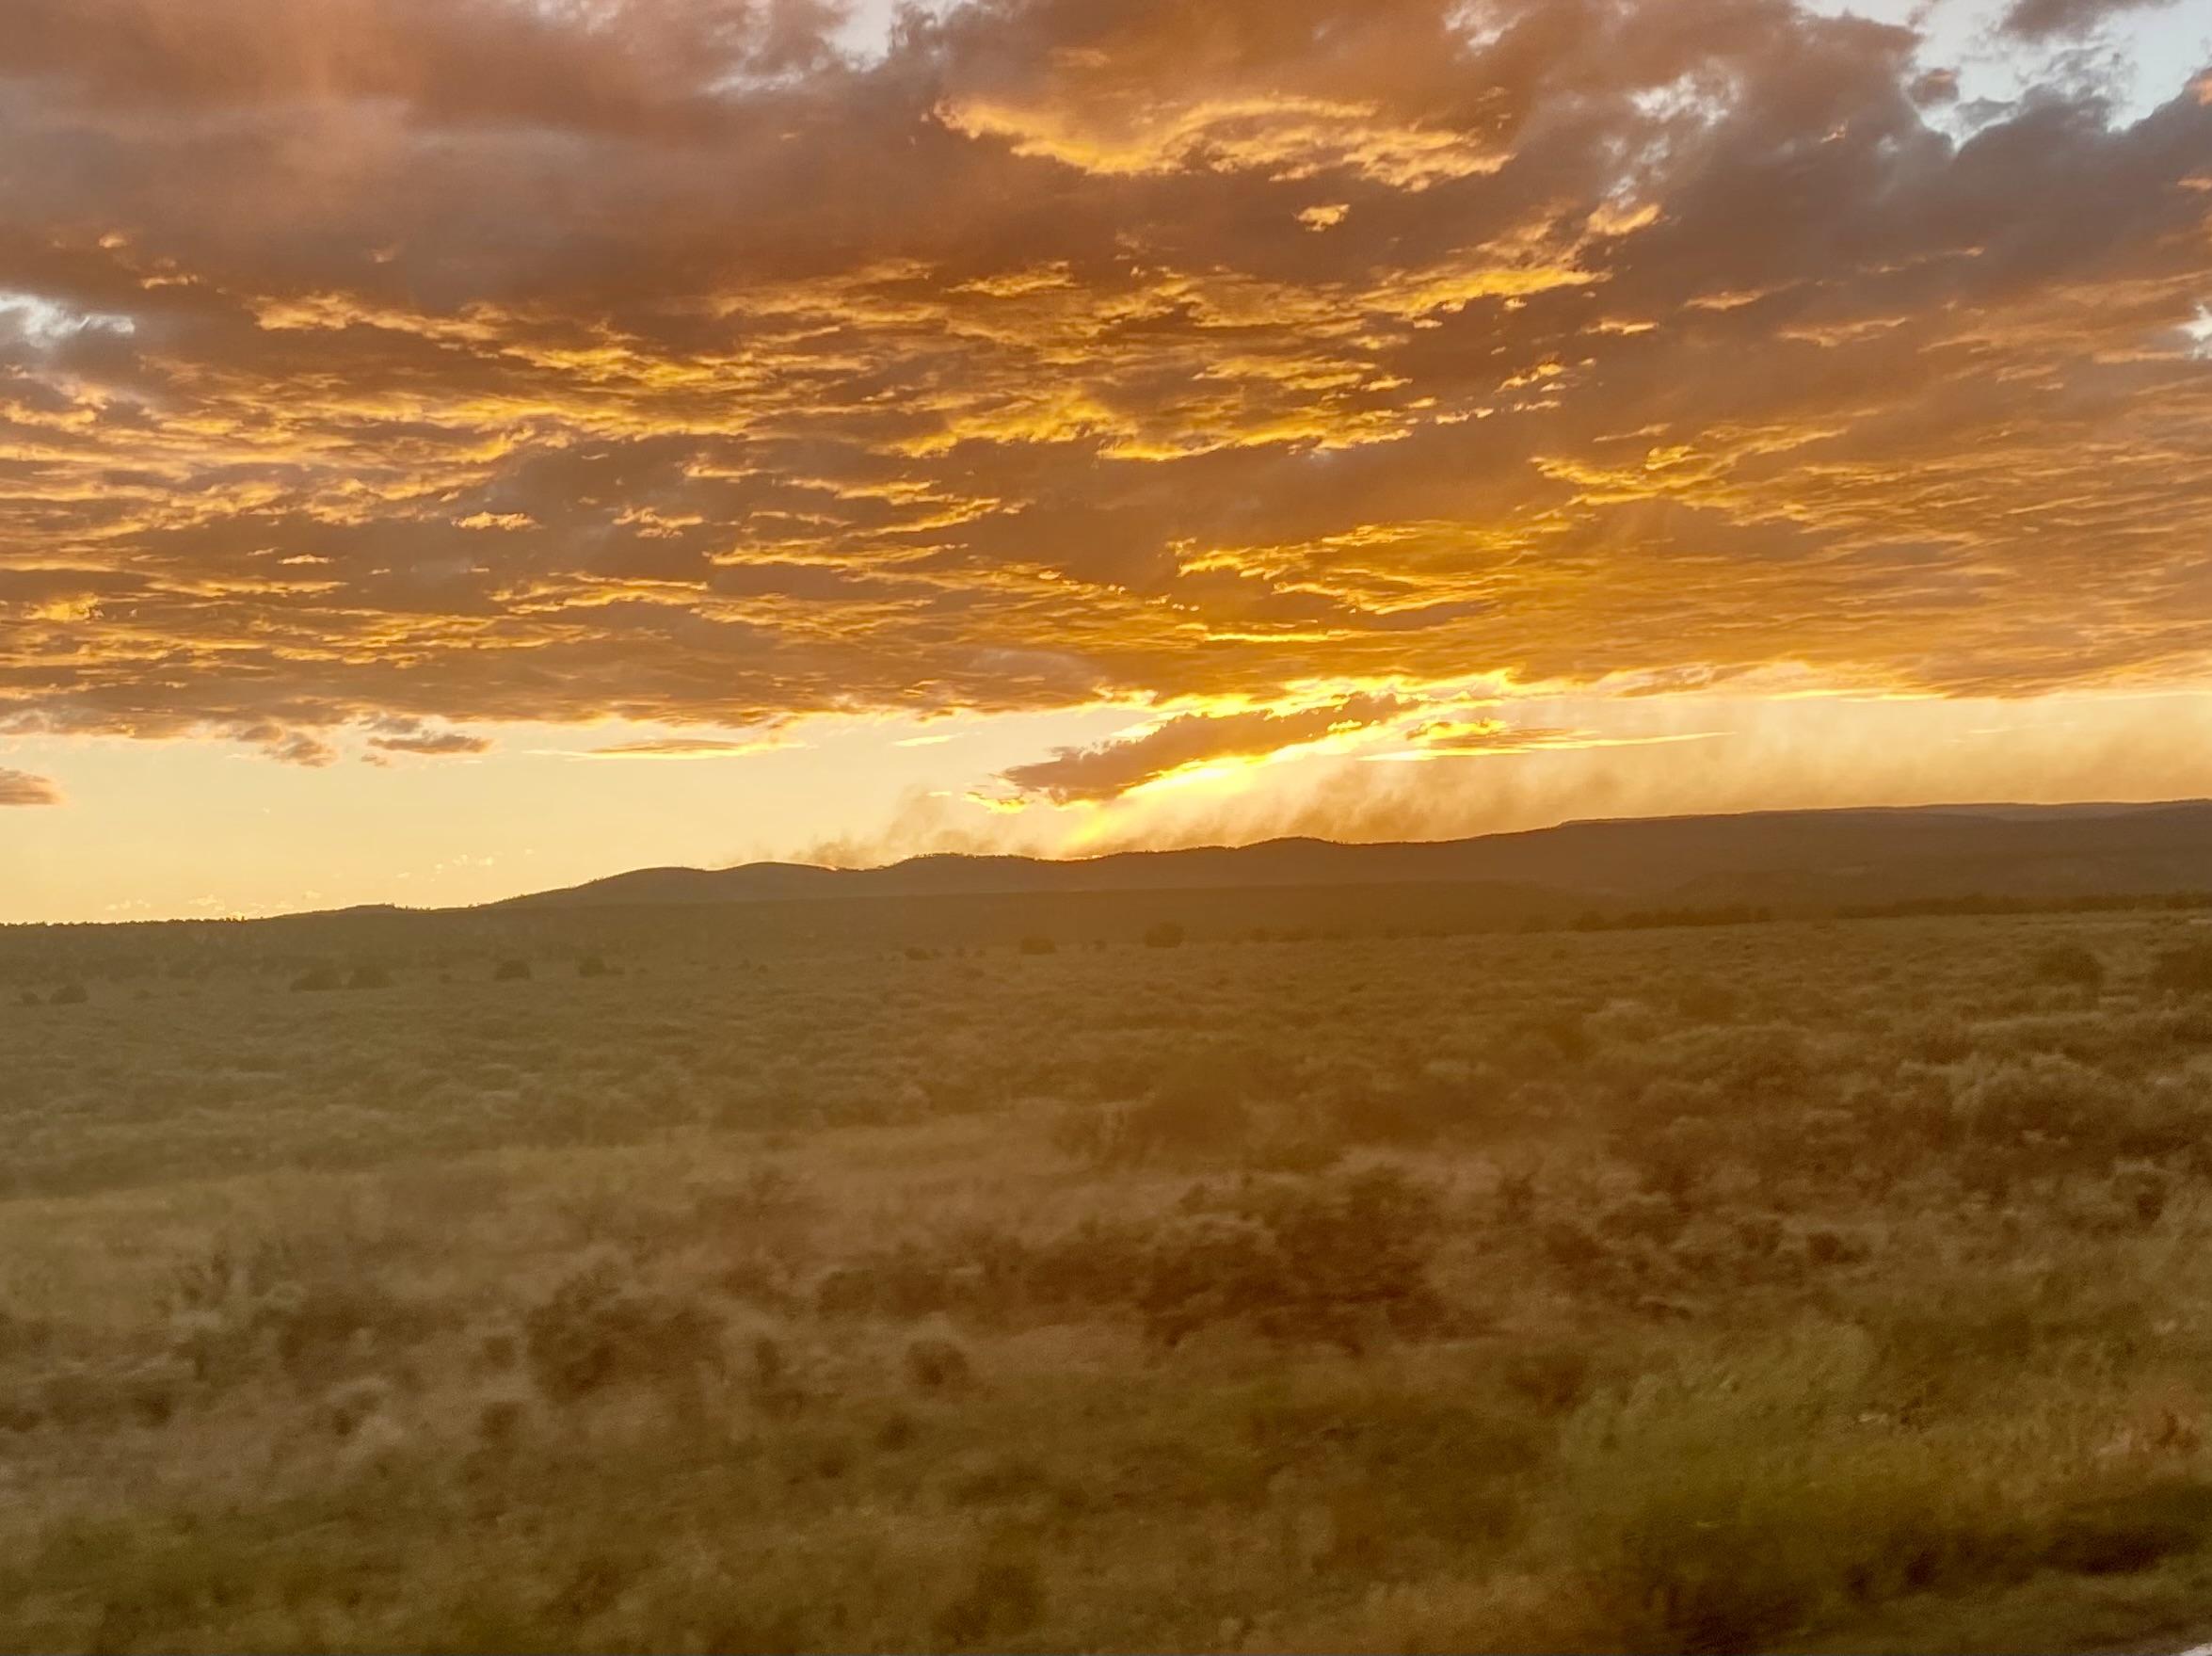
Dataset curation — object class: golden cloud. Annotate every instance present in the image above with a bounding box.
[937,94,1506,188]
[0,0,2206,785]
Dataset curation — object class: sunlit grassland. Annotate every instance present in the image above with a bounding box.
[8,911,2212,1651]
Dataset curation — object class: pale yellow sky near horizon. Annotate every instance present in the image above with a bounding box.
[10,687,2212,923]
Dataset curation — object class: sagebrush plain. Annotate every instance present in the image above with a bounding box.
[8,906,2212,1652]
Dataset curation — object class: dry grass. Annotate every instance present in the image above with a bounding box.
[4,910,2212,1649]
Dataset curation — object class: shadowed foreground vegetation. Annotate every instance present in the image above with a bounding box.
[9,908,2212,1650]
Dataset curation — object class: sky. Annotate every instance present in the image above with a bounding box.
[4,0,2212,921]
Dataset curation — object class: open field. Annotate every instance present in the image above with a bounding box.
[9,907,2212,1651]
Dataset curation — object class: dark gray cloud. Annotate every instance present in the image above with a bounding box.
[1999,0,2182,40]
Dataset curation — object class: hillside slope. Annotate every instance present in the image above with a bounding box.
[490,800,2212,913]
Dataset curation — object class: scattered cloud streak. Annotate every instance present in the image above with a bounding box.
[367,731,491,756]
[585,736,793,759]
[0,767,62,806]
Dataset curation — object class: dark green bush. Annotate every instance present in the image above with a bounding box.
[1105,1088,1249,1164]
[2038,1480,2212,1577]
[816,1242,963,1321]
[2032,941,2106,989]
[1139,1167,1445,1352]
[1325,1068,1481,1146]
[1671,977,1741,1021]
[1061,1049,1261,1165]
[1017,1218,1154,1310]
[934,1544,1045,1648]
[1656,1022,1814,1107]
[905,1336,974,1393]
[523,1253,722,1402]
[163,1237,432,1393]
[1954,1055,2128,1167]
[2150,942,2212,995]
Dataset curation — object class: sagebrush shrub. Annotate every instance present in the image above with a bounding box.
[523,1252,723,1402]
[319,1375,393,1439]
[162,1236,428,1392]
[1065,1052,1258,1165]
[905,1336,974,1393]
[816,1236,987,1321]
[934,1545,1045,1648]
[2150,942,2212,995]
[1952,1054,2135,1170]
[1139,1167,1446,1352]
[2032,941,2106,990]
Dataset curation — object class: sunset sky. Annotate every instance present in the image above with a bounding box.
[5,0,2212,921]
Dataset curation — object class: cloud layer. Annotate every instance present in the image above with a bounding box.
[3,0,2210,799]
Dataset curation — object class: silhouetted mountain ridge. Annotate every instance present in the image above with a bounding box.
[489,800,2212,913]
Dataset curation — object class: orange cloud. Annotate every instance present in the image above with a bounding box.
[0,0,2207,780]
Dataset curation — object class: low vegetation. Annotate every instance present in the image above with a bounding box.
[6,908,2212,1650]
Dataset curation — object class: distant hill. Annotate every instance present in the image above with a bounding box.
[490,799,2212,914]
